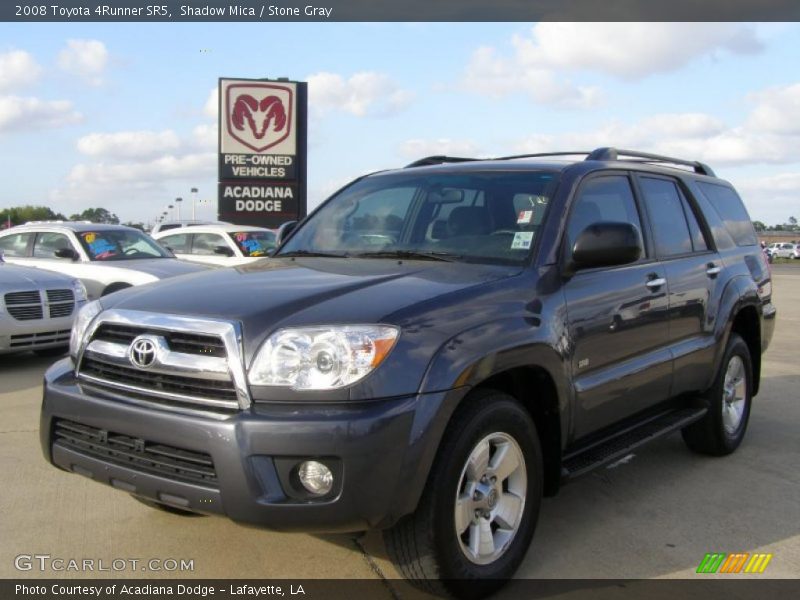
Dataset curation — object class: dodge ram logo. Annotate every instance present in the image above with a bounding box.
[129,336,157,369]
[225,83,292,152]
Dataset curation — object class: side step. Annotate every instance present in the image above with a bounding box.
[561,407,707,481]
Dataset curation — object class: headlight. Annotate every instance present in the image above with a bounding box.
[72,279,88,302]
[69,300,102,359]
[248,325,399,390]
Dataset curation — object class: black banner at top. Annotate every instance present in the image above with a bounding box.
[4,0,800,22]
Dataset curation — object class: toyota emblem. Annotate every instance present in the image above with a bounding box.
[129,336,158,369]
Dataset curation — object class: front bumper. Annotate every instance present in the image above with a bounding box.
[40,359,463,532]
[0,312,76,354]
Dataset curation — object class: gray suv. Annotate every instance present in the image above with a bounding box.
[40,148,775,597]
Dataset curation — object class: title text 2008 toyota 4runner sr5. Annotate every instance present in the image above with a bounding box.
[41,148,775,598]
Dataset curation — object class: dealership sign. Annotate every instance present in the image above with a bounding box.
[218,78,307,228]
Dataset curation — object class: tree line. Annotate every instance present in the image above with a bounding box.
[0,204,145,231]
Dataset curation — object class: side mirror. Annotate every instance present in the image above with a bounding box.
[54,247,78,260]
[213,245,235,257]
[567,222,642,274]
[276,220,298,246]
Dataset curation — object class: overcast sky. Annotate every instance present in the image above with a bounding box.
[0,22,798,225]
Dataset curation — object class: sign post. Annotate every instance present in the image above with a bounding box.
[217,77,307,228]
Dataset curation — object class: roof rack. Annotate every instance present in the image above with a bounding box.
[405,156,480,168]
[586,147,715,177]
[405,147,716,177]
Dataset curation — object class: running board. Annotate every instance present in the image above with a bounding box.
[561,407,707,481]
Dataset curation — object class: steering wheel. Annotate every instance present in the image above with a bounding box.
[491,229,518,236]
[124,248,139,255]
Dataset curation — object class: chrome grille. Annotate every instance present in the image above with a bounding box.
[81,357,238,403]
[75,310,248,414]
[92,323,226,357]
[5,290,43,320]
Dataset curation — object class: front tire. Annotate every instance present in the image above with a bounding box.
[384,390,542,599]
[682,333,753,456]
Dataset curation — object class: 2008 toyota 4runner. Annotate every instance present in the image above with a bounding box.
[41,148,775,598]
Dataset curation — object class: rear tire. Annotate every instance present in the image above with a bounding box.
[682,333,753,456]
[131,495,205,517]
[384,389,542,599]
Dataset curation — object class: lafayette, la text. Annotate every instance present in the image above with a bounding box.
[16,583,305,597]
[181,5,334,17]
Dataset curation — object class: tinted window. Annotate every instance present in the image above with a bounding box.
[0,232,33,257]
[33,232,73,258]
[567,175,644,254]
[159,233,190,253]
[682,194,708,252]
[639,177,693,257]
[191,233,226,255]
[695,182,757,246]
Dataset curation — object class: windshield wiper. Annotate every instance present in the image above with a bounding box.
[277,250,350,258]
[353,250,462,262]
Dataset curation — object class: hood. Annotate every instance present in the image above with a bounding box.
[0,263,76,288]
[106,257,520,353]
[99,258,211,278]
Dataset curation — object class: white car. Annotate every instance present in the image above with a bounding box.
[153,224,277,266]
[766,242,799,259]
[0,222,210,300]
[0,253,87,356]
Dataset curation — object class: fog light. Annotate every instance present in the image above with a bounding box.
[297,460,333,496]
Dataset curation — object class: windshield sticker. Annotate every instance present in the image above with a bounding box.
[517,210,533,225]
[81,232,118,259]
[235,233,266,257]
[511,231,534,250]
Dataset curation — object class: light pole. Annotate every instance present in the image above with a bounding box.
[167,205,174,219]
[191,187,198,220]
[175,197,183,221]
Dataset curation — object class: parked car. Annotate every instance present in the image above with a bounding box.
[153,223,277,266]
[1,251,87,356]
[40,148,775,598]
[0,222,210,300]
[766,242,798,259]
[149,220,218,235]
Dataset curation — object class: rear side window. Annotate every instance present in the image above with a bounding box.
[0,232,33,257]
[639,178,692,256]
[695,182,757,246]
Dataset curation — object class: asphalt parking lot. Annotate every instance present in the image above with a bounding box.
[1,265,798,595]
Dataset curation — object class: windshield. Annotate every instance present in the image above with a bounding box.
[278,171,557,265]
[78,229,172,261]
[228,230,276,257]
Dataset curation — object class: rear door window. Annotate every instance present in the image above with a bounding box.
[639,177,694,257]
[158,233,190,253]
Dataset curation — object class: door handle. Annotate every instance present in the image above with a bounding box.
[646,277,666,289]
[706,264,721,277]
